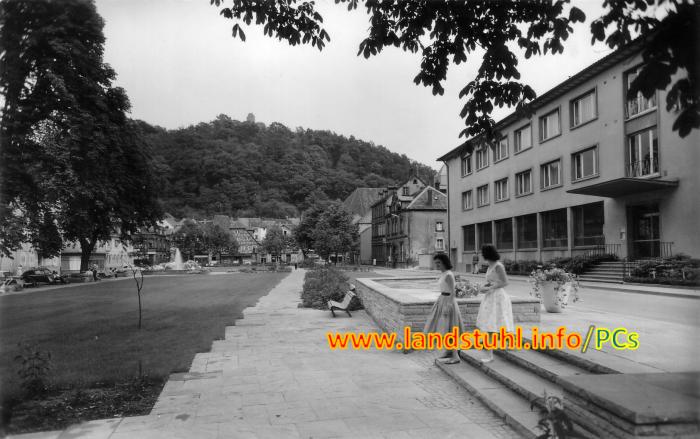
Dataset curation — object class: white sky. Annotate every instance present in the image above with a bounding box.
[96,0,614,169]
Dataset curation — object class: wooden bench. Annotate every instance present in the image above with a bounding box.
[328,285,356,317]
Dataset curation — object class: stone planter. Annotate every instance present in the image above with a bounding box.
[539,281,575,313]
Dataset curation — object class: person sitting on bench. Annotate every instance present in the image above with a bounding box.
[328,284,356,317]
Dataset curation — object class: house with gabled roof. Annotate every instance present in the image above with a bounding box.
[342,188,385,264]
[370,171,447,268]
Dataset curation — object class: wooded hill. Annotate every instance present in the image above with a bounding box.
[140,114,436,218]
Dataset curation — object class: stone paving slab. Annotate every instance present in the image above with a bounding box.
[11,268,522,439]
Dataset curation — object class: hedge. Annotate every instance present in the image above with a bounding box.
[300,266,363,311]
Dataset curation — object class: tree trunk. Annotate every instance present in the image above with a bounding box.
[79,238,96,272]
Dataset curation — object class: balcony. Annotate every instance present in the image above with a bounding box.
[625,157,658,178]
[568,155,677,198]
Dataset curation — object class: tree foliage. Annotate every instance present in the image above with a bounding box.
[143,114,434,218]
[309,203,358,261]
[171,220,237,260]
[171,220,204,261]
[0,0,162,269]
[212,0,699,142]
[261,226,294,262]
[202,222,239,256]
[294,199,332,256]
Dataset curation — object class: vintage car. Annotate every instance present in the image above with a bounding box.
[21,267,64,286]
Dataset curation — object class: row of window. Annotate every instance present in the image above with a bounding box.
[372,219,445,237]
[461,146,599,209]
[462,203,605,251]
[460,66,658,178]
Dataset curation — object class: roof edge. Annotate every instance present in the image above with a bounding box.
[437,39,644,162]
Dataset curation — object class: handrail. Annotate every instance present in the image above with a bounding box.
[625,157,659,178]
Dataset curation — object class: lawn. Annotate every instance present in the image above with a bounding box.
[0,271,287,433]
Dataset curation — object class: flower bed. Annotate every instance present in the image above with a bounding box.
[625,254,700,286]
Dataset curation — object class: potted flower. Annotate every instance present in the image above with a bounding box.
[529,267,580,313]
[455,276,481,298]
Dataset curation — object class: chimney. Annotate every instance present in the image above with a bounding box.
[427,188,433,206]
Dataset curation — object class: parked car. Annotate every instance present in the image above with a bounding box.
[21,267,61,286]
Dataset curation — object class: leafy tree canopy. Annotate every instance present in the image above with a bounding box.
[211,0,699,141]
[0,0,162,270]
[261,226,295,260]
[142,115,435,218]
[172,220,238,260]
[309,202,359,261]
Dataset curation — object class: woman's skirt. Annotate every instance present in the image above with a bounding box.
[423,295,464,335]
[476,288,515,332]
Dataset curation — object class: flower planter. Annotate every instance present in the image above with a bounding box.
[540,281,570,313]
[530,267,579,313]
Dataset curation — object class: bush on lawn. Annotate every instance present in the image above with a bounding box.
[301,267,363,311]
[502,260,540,276]
[299,258,317,269]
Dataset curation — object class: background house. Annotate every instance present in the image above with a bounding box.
[370,173,447,268]
[342,187,385,264]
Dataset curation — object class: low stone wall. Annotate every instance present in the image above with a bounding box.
[355,277,540,342]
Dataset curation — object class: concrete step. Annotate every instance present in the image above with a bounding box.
[586,267,624,273]
[578,276,624,284]
[580,274,623,280]
[582,274,624,279]
[435,358,542,439]
[439,351,599,439]
[459,350,561,405]
[580,273,623,277]
[495,349,591,385]
[521,339,621,375]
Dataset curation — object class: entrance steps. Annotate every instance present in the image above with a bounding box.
[437,342,700,438]
[437,347,599,438]
[579,261,625,284]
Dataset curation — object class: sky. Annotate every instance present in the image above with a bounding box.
[95,0,613,170]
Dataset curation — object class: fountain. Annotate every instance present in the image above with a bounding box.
[173,248,184,271]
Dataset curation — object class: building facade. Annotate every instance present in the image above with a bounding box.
[342,187,385,264]
[371,177,447,268]
[133,221,173,265]
[60,238,136,272]
[439,43,700,273]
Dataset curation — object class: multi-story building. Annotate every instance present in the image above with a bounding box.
[133,221,174,265]
[342,188,385,264]
[371,175,447,268]
[438,41,699,272]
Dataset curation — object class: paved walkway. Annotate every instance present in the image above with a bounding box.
[17,269,522,439]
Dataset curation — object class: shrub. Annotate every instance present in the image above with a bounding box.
[502,260,540,276]
[301,267,363,311]
[299,258,317,269]
[624,276,700,287]
[630,260,657,278]
[15,343,52,397]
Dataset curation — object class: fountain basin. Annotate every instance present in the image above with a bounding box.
[354,277,540,338]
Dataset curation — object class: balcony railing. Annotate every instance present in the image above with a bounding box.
[625,157,659,178]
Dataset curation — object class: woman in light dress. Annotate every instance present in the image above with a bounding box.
[423,253,463,364]
[476,245,514,363]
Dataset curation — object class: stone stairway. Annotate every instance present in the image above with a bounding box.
[578,261,625,284]
[436,345,608,438]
